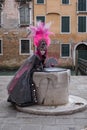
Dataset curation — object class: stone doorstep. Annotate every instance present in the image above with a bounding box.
[16,95,87,116]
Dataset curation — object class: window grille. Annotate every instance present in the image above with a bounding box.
[61,44,70,57]
[20,40,30,54]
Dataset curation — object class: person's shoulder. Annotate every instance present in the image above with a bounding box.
[27,54,38,62]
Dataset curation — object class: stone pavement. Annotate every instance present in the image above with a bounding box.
[0,76,87,130]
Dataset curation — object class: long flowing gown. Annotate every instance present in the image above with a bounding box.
[7,54,44,107]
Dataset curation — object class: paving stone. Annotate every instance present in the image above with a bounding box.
[74,118,87,125]
[21,124,42,130]
[55,118,75,125]
[41,125,61,130]
[0,76,87,130]
[1,124,21,130]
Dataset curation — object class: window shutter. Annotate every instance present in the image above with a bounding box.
[78,0,86,11]
[21,40,30,54]
[37,0,44,3]
[62,17,69,32]
[78,16,86,32]
[61,44,70,57]
[62,0,69,4]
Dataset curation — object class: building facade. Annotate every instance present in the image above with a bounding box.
[34,0,87,67]
[0,0,87,69]
[0,0,33,68]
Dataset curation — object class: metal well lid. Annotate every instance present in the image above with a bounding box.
[44,67,67,72]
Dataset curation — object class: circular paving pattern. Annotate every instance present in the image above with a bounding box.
[16,95,87,115]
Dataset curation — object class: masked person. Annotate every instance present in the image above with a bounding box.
[7,21,53,107]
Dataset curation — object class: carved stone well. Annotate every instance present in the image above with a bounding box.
[33,67,70,106]
[16,67,87,115]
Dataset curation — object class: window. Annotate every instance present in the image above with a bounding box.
[0,4,2,27]
[20,39,30,54]
[0,40,2,55]
[78,0,87,11]
[78,16,87,32]
[61,44,70,57]
[0,9,1,27]
[37,0,44,4]
[62,0,69,4]
[19,5,30,26]
[36,16,45,23]
[61,16,70,33]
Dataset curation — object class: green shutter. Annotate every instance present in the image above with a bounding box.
[37,0,44,3]
[78,16,86,32]
[62,0,69,4]
[62,44,70,57]
[78,0,86,11]
[62,17,69,32]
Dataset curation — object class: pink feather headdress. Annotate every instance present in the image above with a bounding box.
[27,21,53,47]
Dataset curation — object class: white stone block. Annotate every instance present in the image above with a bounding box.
[33,69,70,106]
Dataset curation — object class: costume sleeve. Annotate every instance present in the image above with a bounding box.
[27,55,43,80]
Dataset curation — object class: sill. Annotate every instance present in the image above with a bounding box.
[78,32,87,34]
[61,56,71,58]
[19,53,30,55]
[36,2,45,4]
[60,3,71,5]
[77,11,87,14]
[60,32,71,34]
[19,24,29,27]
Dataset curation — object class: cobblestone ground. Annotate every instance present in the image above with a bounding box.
[0,76,87,130]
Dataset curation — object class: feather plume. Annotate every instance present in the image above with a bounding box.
[27,21,53,47]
